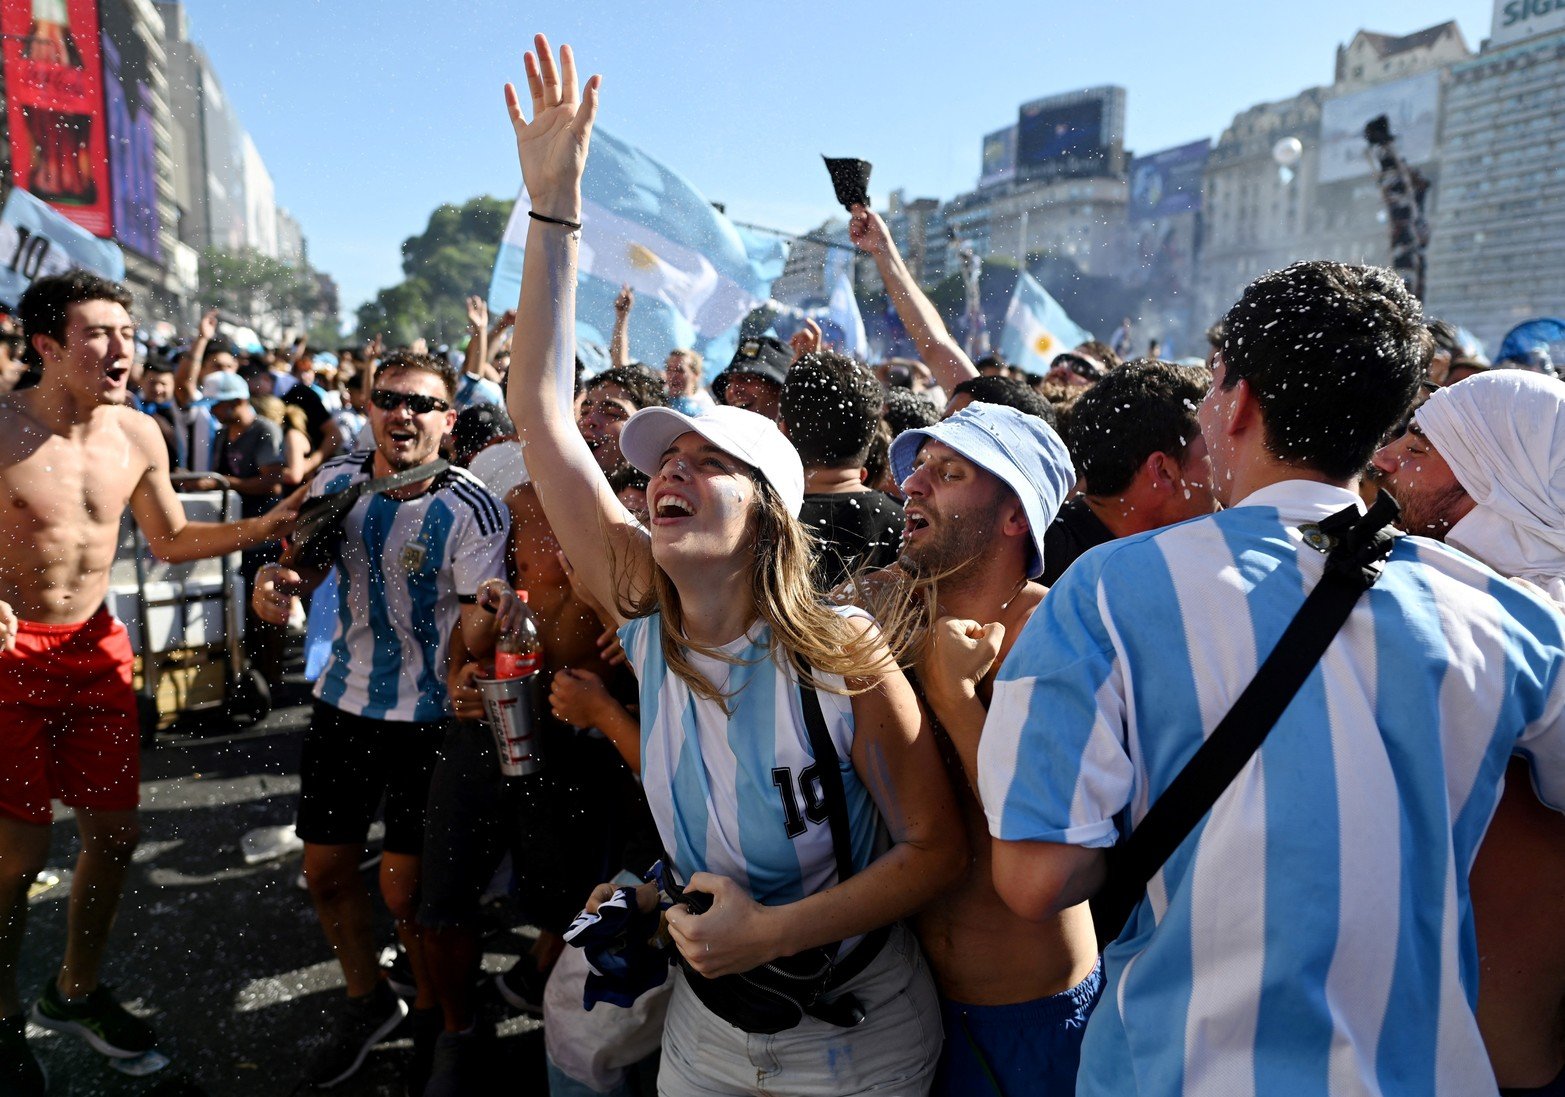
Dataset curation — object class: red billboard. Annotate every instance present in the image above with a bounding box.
[2,0,113,237]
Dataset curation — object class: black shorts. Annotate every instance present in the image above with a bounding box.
[296,699,445,855]
[418,719,657,934]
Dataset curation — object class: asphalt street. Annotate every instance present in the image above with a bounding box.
[20,653,550,1096]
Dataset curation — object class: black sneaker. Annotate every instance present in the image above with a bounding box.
[493,958,546,1016]
[1,1015,46,1097]
[421,1029,485,1097]
[303,982,407,1089]
[403,1005,441,1097]
[31,980,155,1058]
[380,944,417,1000]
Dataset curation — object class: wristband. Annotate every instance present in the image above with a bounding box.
[528,210,582,232]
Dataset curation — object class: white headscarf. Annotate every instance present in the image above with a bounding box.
[1415,370,1565,605]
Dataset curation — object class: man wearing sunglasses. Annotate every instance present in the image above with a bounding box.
[253,350,518,1090]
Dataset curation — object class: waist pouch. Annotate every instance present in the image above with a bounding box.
[674,923,890,1035]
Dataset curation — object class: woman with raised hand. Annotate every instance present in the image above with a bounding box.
[503,34,964,1095]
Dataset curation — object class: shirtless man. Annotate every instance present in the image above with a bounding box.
[0,271,297,1093]
[869,401,1098,1096]
[414,365,660,1092]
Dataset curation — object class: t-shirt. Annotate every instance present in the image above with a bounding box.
[331,407,367,451]
[284,383,332,450]
[309,451,510,723]
[1041,496,1115,587]
[466,439,530,499]
[175,400,219,472]
[455,372,505,411]
[669,389,717,417]
[214,418,284,519]
[978,480,1565,1096]
[619,607,881,909]
[798,489,905,590]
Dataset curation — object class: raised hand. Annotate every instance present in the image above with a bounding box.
[789,317,822,361]
[466,295,489,332]
[848,204,892,257]
[614,285,634,316]
[504,34,601,217]
[197,307,219,341]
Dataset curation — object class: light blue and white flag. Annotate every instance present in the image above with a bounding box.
[489,127,780,367]
[827,266,867,360]
[0,187,126,308]
[999,272,1092,373]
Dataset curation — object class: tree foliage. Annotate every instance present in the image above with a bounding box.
[354,195,514,346]
[198,248,337,339]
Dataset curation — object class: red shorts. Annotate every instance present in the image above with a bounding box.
[0,607,140,825]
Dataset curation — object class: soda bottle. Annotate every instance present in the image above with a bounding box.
[494,589,542,679]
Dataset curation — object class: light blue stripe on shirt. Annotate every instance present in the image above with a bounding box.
[980,481,1565,1097]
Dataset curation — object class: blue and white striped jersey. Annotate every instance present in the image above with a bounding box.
[309,452,510,723]
[620,608,882,910]
[455,372,504,411]
[978,481,1565,1096]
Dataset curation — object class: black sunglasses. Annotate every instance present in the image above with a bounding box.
[371,389,450,414]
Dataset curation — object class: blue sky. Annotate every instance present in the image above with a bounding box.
[185,0,1498,319]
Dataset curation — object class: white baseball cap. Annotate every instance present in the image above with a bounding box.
[619,404,805,516]
[202,371,250,402]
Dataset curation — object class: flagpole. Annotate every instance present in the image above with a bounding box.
[723,215,858,253]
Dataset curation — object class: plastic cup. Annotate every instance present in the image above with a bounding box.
[476,674,545,776]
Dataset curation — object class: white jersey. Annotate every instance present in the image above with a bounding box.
[310,451,509,723]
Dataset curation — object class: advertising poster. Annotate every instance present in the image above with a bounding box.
[980,125,1016,188]
[101,0,162,259]
[1016,94,1107,180]
[1129,139,1212,221]
[1319,71,1440,184]
[1,0,113,237]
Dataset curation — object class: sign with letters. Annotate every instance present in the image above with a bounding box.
[1491,0,1565,47]
[0,186,127,308]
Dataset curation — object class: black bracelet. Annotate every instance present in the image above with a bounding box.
[529,210,582,231]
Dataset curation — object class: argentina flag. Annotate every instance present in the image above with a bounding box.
[999,272,1093,373]
[489,127,784,368]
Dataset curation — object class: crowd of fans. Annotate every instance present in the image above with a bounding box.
[5,32,1565,1097]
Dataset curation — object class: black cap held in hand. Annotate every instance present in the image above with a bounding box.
[823,156,873,210]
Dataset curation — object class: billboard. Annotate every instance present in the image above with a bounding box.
[1,0,113,236]
[1491,0,1565,48]
[1015,89,1121,181]
[1128,139,1211,221]
[100,0,162,259]
[979,125,1016,187]
[1319,70,1440,184]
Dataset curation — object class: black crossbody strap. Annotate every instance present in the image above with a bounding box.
[794,657,858,885]
[1092,492,1401,948]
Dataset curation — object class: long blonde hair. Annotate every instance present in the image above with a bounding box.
[617,472,885,711]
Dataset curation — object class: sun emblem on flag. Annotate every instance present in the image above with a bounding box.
[627,243,660,271]
[1033,332,1058,356]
